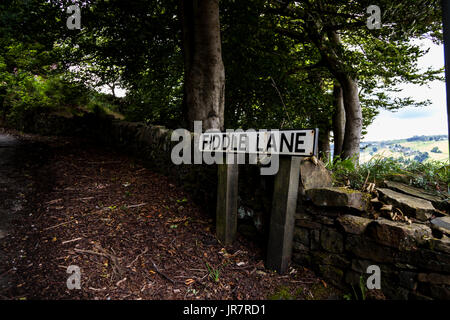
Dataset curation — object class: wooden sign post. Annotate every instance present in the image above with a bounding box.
[216,161,239,245]
[200,129,318,273]
[266,156,302,274]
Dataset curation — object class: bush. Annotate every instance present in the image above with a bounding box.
[2,73,91,129]
[431,146,443,153]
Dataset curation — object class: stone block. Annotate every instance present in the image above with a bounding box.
[306,187,369,211]
[364,218,432,250]
[377,188,438,221]
[398,248,450,273]
[431,216,450,237]
[293,228,310,247]
[292,252,311,267]
[320,227,344,253]
[310,229,321,250]
[298,159,333,196]
[431,236,450,254]
[337,215,371,235]
[351,259,374,273]
[383,180,444,205]
[292,241,309,252]
[346,235,397,263]
[417,283,450,300]
[294,213,321,229]
[418,273,450,286]
[311,251,349,269]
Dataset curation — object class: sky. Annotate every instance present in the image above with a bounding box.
[363,39,449,142]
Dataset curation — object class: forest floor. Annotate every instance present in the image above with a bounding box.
[0,129,341,300]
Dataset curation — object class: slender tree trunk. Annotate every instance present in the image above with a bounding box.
[339,74,362,161]
[180,0,225,131]
[332,83,345,159]
[318,128,330,162]
[324,31,362,161]
[109,84,116,98]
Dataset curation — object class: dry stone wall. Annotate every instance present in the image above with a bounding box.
[293,191,450,300]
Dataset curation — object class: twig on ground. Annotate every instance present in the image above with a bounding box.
[45,199,63,205]
[62,237,82,245]
[126,247,148,268]
[89,287,107,291]
[73,197,95,201]
[149,258,175,284]
[43,220,73,230]
[188,268,207,272]
[116,277,127,287]
[126,203,147,209]
[74,246,124,278]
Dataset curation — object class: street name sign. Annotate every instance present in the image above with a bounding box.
[199,129,318,157]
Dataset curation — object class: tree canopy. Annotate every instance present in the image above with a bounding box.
[0,0,444,160]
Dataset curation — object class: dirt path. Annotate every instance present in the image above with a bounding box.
[0,133,19,240]
[0,132,21,292]
[0,130,54,294]
[0,131,340,300]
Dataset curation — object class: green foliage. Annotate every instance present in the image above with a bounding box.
[176,197,188,204]
[221,0,332,130]
[85,92,124,119]
[2,71,88,129]
[205,262,221,283]
[0,0,445,140]
[268,286,296,300]
[404,160,450,191]
[344,276,367,300]
[266,0,443,145]
[61,0,183,128]
[328,155,449,192]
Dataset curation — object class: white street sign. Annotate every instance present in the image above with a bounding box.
[200,129,318,157]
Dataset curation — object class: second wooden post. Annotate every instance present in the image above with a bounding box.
[266,156,301,274]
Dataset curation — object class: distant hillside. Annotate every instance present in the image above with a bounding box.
[359,135,449,163]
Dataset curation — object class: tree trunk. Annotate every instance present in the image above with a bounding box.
[324,31,362,162]
[332,83,345,159]
[339,74,362,161]
[110,84,116,98]
[318,128,330,162]
[180,0,225,131]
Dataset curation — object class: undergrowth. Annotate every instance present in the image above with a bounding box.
[327,154,449,194]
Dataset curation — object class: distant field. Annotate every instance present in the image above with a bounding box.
[399,140,449,161]
[360,138,449,163]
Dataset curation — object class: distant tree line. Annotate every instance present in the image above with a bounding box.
[406,135,448,142]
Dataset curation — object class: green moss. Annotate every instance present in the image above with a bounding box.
[267,286,295,300]
[337,187,360,194]
[295,287,304,296]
